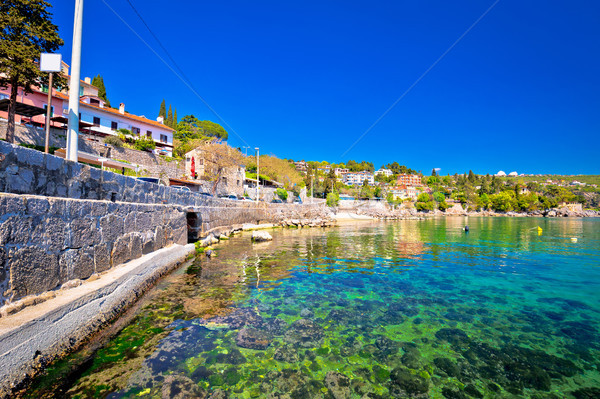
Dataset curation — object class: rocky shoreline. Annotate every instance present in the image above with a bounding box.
[346,206,600,220]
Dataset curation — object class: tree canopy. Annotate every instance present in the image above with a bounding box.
[175,115,228,141]
[0,0,63,142]
[91,74,110,106]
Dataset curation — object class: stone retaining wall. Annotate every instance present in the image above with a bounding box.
[0,193,187,307]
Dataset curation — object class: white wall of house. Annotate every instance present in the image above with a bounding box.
[67,103,174,156]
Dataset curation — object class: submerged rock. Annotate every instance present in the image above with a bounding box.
[273,345,300,363]
[236,327,272,350]
[283,318,324,348]
[324,371,351,399]
[252,231,273,242]
[161,374,206,399]
[435,328,470,346]
[388,366,429,398]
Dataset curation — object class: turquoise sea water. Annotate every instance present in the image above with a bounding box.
[26,217,600,398]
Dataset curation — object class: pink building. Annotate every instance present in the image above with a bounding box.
[0,62,174,156]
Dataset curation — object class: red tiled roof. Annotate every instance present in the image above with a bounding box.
[80,103,174,131]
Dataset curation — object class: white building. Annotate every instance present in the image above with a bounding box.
[496,171,507,177]
[334,168,349,176]
[53,75,175,156]
[508,171,518,177]
[374,168,393,177]
[343,171,374,186]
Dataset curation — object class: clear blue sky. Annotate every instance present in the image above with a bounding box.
[49,0,599,175]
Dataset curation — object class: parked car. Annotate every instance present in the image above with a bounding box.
[293,197,302,204]
[271,199,283,204]
[199,192,213,197]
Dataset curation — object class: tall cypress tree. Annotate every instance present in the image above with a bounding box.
[159,99,166,119]
[91,74,110,107]
[0,0,64,143]
[173,108,178,128]
[166,104,173,127]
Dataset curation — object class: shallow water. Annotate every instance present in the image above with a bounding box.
[26,217,600,398]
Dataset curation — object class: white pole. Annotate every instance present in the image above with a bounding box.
[255,147,259,203]
[67,0,84,162]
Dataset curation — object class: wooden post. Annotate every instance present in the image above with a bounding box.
[44,72,53,153]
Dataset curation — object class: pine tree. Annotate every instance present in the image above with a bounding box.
[166,104,173,127]
[173,108,178,128]
[91,74,110,107]
[0,0,64,142]
[159,99,166,119]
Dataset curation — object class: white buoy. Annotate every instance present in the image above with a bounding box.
[571,237,578,243]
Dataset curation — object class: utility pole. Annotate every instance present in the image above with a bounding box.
[255,147,260,203]
[66,0,84,162]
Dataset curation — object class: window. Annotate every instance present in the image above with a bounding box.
[43,104,54,115]
[79,87,84,97]
[132,127,140,135]
[0,94,8,100]
[146,130,152,138]
[160,134,168,143]
[93,117,100,126]
[111,121,118,130]
[41,84,49,93]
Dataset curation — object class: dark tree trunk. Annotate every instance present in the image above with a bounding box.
[6,78,19,143]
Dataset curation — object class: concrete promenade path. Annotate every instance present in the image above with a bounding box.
[0,244,195,397]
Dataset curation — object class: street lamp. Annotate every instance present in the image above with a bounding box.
[255,147,259,203]
[98,157,108,171]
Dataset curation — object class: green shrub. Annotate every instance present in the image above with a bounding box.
[133,137,156,152]
[326,192,340,207]
[275,188,288,201]
[104,136,124,147]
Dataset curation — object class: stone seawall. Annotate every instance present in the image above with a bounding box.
[0,193,187,308]
[0,141,332,309]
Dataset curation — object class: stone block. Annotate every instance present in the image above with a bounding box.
[100,214,124,243]
[33,216,68,252]
[0,195,26,215]
[69,217,99,248]
[90,201,108,217]
[9,247,59,299]
[16,146,44,167]
[56,184,67,197]
[26,197,50,216]
[0,216,32,245]
[135,212,152,231]
[68,181,83,199]
[111,234,131,267]
[173,226,187,245]
[0,247,6,287]
[130,233,142,259]
[45,153,63,171]
[141,231,154,255]
[59,248,95,281]
[94,243,111,273]
[124,212,136,234]
[6,168,34,193]
[154,225,165,251]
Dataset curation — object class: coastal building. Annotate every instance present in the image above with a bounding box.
[388,185,420,201]
[396,174,422,186]
[0,63,174,156]
[317,165,331,174]
[294,161,307,173]
[496,171,507,177]
[334,168,349,176]
[185,146,245,196]
[375,168,393,177]
[343,171,374,186]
